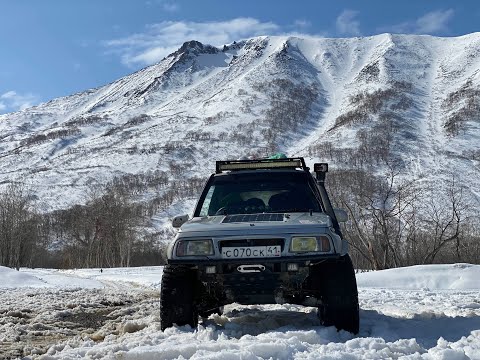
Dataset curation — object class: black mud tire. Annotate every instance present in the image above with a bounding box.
[310,255,359,334]
[199,307,223,318]
[197,281,224,318]
[160,264,198,331]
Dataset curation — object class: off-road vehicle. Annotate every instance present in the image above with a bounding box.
[161,157,359,334]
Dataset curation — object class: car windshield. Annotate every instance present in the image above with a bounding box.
[196,171,322,216]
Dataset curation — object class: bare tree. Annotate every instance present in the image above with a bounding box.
[329,163,417,270]
[419,177,467,264]
[50,182,143,268]
[0,185,39,269]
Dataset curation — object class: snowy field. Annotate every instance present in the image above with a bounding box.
[1,264,479,359]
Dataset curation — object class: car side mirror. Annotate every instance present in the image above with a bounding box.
[334,208,348,223]
[172,214,189,228]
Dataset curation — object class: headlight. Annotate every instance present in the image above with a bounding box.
[290,236,331,253]
[291,237,317,252]
[176,240,214,257]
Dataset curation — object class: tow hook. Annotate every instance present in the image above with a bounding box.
[237,264,265,273]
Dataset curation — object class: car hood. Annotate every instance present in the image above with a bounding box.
[178,212,332,236]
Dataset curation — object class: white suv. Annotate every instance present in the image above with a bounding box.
[161,157,359,334]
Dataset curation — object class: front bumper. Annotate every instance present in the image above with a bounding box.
[168,254,341,305]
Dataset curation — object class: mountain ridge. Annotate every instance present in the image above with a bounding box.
[0,33,479,219]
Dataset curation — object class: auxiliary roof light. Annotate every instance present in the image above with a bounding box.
[313,163,328,173]
[314,162,328,182]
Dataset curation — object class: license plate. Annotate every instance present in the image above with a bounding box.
[221,245,281,259]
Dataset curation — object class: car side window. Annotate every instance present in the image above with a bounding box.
[199,185,215,216]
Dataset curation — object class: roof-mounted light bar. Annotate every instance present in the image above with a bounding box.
[216,157,307,173]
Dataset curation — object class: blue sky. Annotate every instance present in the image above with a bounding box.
[1,0,479,114]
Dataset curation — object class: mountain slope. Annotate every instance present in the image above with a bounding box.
[0,34,479,216]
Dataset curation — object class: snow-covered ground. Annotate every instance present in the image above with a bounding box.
[1,264,479,359]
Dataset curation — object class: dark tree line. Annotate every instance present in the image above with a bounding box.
[0,186,40,269]
[0,172,206,269]
[0,184,145,269]
[49,186,143,268]
[327,163,479,270]
[0,161,478,270]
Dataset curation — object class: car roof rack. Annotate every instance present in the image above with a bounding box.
[216,157,308,173]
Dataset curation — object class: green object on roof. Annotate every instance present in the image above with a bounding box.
[267,153,288,159]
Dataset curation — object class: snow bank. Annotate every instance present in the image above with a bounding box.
[0,267,107,289]
[357,263,480,290]
[0,265,49,288]
[62,266,163,289]
[0,266,163,290]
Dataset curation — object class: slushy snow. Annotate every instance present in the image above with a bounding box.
[1,264,479,359]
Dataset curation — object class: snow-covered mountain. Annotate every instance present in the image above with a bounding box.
[1,34,479,216]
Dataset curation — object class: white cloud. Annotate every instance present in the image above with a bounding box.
[0,91,39,114]
[105,18,281,67]
[336,10,361,36]
[380,9,454,35]
[415,9,454,34]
